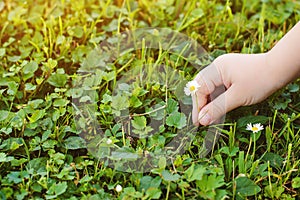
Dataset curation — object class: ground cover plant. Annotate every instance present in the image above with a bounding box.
[0,0,300,199]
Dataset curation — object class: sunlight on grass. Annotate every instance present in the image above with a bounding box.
[0,0,299,199]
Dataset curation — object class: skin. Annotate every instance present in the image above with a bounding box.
[192,22,300,126]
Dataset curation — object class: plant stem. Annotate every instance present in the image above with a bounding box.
[165,182,171,200]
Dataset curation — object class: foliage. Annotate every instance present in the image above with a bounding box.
[0,0,300,199]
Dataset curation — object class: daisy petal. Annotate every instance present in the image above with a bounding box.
[184,80,201,96]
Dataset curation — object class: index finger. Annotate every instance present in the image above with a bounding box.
[192,63,224,125]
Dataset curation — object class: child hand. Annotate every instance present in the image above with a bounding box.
[192,22,300,126]
[192,53,276,125]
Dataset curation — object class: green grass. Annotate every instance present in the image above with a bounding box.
[0,0,300,199]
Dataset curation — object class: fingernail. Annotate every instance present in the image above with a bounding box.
[198,111,211,125]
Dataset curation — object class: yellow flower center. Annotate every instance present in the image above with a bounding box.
[252,127,258,131]
[189,85,196,91]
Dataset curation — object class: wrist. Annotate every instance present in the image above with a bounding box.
[265,50,298,90]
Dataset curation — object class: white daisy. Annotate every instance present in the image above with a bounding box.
[106,139,113,145]
[184,80,201,96]
[115,184,122,192]
[246,123,264,133]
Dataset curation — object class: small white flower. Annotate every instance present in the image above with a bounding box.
[106,139,112,145]
[246,123,264,133]
[115,184,122,192]
[184,80,201,96]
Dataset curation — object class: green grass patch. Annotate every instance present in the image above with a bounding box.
[0,0,300,199]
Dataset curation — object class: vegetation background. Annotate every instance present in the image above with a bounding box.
[0,0,299,199]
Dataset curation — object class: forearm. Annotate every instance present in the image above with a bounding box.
[266,22,300,88]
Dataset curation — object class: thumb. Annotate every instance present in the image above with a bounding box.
[198,86,241,125]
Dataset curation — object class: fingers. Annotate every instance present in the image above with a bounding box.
[192,94,207,126]
[192,62,224,125]
[195,63,224,95]
[198,86,241,125]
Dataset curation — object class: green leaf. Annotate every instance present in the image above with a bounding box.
[118,83,130,91]
[0,48,5,57]
[147,102,165,120]
[1,137,24,151]
[166,98,178,114]
[42,130,52,141]
[111,93,129,115]
[46,181,68,198]
[8,55,21,62]
[101,94,112,104]
[123,187,143,198]
[274,98,291,110]
[7,172,22,184]
[26,157,47,174]
[28,109,45,123]
[23,61,38,75]
[139,176,162,192]
[11,158,27,167]
[288,83,299,93]
[31,183,42,193]
[139,176,152,191]
[103,71,115,81]
[132,116,147,130]
[235,176,261,197]
[15,188,28,200]
[216,190,229,200]
[262,152,284,168]
[0,152,14,162]
[53,98,69,107]
[81,49,107,71]
[64,136,86,150]
[3,37,15,47]
[264,183,285,199]
[42,140,58,149]
[130,95,143,108]
[250,131,261,142]
[24,128,38,137]
[150,176,162,188]
[265,3,294,25]
[185,163,206,181]
[292,177,300,188]
[166,111,186,129]
[47,73,68,87]
[82,70,104,88]
[111,147,139,160]
[79,175,93,184]
[7,171,29,184]
[0,110,9,121]
[0,127,12,135]
[7,82,19,96]
[25,83,36,91]
[219,146,239,157]
[68,26,84,38]
[196,174,225,191]
[161,170,180,182]
[8,6,27,21]
[28,99,44,109]
[146,188,162,199]
[191,8,204,18]
[44,58,58,70]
